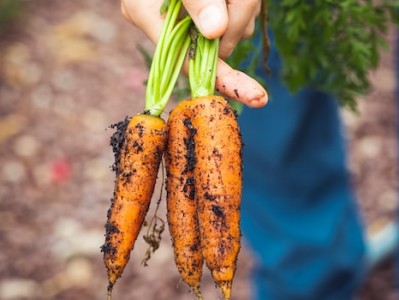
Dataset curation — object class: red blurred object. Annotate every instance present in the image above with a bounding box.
[51,158,72,183]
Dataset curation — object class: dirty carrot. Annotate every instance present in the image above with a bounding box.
[166,25,242,299]
[101,0,191,298]
[189,29,242,300]
[165,100,203,299]
[191,96,242,300]
[102,114,167,295]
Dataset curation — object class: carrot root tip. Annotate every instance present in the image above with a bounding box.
[219,281,232,300]
[193,284,203,300]
[107,283,114,300]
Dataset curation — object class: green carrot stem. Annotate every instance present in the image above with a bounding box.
[160,16,191,93]
[145,0,191,117]
[145,0,178,109]
[189,29,219,98]
[158,0,182,72]
[209,39,219,93]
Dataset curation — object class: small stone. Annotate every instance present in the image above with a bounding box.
[0,114,26,143]
[87,14,116,43]
[32,163,52,187]
[30,85,53,111]
[82,108,107,131]
[64,257,93,286]
[84,157,110,181]
[14,135,40,157]
[0,278,40,299]
[358,136,381,159]
[23,62,43,86]
[1,43,42,87]
[52,70,76,92]
[371,68,395,94]
[52,95,76,118]
[341,107,360,129]
[377,189,398,212]
[2,160,26,183]
[50,218,105,259]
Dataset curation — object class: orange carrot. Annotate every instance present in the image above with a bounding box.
[190,96,242,300]
[165,100,204,298]
[166,95,242,300]
[101,114,167,296]
[185,24,244,299]
[102,1,191,297]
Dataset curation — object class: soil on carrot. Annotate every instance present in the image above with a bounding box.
[110,117,130,173]
[0,0,397,299]
[183,117,197,175]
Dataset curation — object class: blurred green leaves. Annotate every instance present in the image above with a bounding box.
[267,0,399,110]
[0,0,23,37]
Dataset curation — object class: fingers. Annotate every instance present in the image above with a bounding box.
[181,0,229,39]
[219,0,261,58]
[120,0,268,108]
[215,59,268,108]
[122,0,261,57]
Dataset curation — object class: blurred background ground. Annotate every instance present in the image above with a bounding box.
[0,0,398,299]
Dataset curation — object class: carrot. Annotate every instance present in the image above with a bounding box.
[187,29,242,300]
[102,114,167,293]
[101,0,192,298]
[165,100,203,298]
[166,96,242,300]
[165,27,242,298]
[190,96,242,300]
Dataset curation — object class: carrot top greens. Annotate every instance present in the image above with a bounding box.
[188,28,219,98]
[145,0,191,117]
[145,0,221,114]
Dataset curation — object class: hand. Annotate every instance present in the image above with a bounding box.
[121,0,267,108]
[181,0,261,58]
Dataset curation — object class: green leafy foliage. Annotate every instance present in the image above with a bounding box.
[266,0,399,110]
[0,0,23,36]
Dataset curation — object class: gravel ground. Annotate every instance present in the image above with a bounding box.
[0,1,397,299]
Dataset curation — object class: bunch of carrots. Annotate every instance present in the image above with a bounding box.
[101,1,242,299]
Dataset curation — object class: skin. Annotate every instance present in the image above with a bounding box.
[165,100,204,298]
[121,0,268,108]
[102,114,167,292]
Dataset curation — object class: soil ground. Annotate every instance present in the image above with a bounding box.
[0,1,398,299]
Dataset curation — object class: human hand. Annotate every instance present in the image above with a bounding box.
[121,0,268,108]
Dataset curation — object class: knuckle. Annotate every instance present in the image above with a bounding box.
[242,23,255,39]
[120,1,131,21]
[120,0,140,26]
[247,0,259,11]
[255,0,262,15]
[220,42,235,59]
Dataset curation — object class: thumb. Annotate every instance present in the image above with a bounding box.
[182,0,228,39]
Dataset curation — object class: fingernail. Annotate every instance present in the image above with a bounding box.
[250,93,268,107]
[197,4,225,38]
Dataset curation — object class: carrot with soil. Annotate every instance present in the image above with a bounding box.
[102,114,167,292]
[166,27,242,299]
[191,96,242,300]
[101,1,191,298]
[188,32,242,300]
[165,100,204,299]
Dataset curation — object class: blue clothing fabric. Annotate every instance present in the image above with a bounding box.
[238,36,366,299]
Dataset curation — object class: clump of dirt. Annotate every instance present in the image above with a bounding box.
[109,117,131,174]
